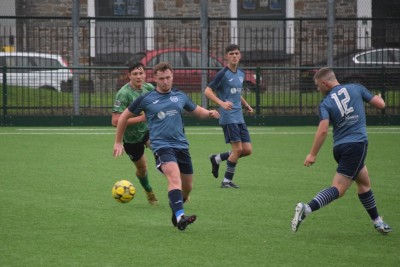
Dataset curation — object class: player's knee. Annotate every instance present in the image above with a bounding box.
[136,165,147,175]
[241,148,252,157]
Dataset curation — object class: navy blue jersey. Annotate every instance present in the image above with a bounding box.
[127,88,197,153]
[318,83,374,146]
[208,67,245,125]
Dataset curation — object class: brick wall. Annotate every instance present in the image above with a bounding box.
[10,0,360,65]
[15,0,89,64]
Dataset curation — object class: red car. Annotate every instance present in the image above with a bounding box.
[116,48,258,92]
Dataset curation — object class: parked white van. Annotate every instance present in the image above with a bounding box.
[0,52,72,92]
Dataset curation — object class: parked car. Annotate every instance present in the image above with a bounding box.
[116,48,258,92]
[299,48,400,92]
[0,52,73,92]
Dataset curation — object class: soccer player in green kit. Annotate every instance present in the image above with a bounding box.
[112,62,158,205]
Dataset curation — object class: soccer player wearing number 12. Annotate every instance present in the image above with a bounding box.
[291,67,392,234]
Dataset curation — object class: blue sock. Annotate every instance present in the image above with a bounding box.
[308,187,339,212]
[358,190,379,220]
[168,189,184,221]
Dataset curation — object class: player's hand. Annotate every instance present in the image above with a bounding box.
[245,105,253,113]
[209,110,220,119]
[304,154,316,167]
[220,101,233,110]
[113,143,124,158]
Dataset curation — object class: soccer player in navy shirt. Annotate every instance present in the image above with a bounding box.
[291,67,392,234]
[204,44,253,188]
[113,62,219,231]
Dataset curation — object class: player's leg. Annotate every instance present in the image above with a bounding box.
[209,124,237,179]
[181,173,193,203]
[356,166,392,234]
[241,141,252,157]
[291,172,348,232]
[218,124,241,188]
[125,142,158,205]
[209,151,230,178]
[220,141,241,188]
[165,166,196,231]
[162,161,186,225]
[175,149,196,229]
[133,155,158,205]
[238,123,252,158]
[157,148,196,230]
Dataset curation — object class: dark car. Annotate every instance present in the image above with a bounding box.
[116,48,258,91]
[299,48,400,92]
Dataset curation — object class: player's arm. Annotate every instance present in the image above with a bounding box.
[369,94,385,110]
[304,119,329,167]
[241,96,253,113]
[113,108,135,157]
[191,105,220,119]
[204,86,232,110]
[111,112,146,127]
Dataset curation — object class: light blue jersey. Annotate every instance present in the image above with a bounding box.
[208,67,245,125]
[127,88,197,153]
[318,83,374,146]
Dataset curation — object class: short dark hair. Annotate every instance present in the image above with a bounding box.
[153,62,173,74]
[128,62,145,73]
[225,44,240,54]
[313,67,336,81]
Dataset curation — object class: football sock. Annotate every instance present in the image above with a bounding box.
[223,160,237,181]
[358,190,379,221]
[137,173,152,192]
[308,186,339,212]
[220,151,230,161]
[304,204,312,215]
[215,152,230,164]
[168,189,184,221]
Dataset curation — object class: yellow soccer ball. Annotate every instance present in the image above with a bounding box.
[112,180,136,203]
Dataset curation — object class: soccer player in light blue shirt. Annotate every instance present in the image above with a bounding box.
[204,44,253,189]
[291,67,392,234]
[113,62,220,231]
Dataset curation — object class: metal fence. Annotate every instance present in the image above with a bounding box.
[0,16,400,123]
[1,65,398,118]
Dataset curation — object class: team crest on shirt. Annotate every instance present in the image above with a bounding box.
[114,100,121,107]
[239,77,244,83]
[170,96,179,103]
[157,111,166,120]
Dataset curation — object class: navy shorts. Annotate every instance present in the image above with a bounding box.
[153,147,193,175]
[333,142,368,180]
[123,131,149,162]
[222,123,251,144]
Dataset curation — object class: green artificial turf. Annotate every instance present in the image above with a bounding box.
[0,126,399,266]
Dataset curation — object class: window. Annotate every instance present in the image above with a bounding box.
[94,0,145,63]
[238,0,285,17]
[185,52,223,68]
[96,0,143,16]
[236,0,289,60]
[32,57,63,68]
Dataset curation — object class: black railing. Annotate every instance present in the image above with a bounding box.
[0,16,399,125]
[1,66,399,119]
